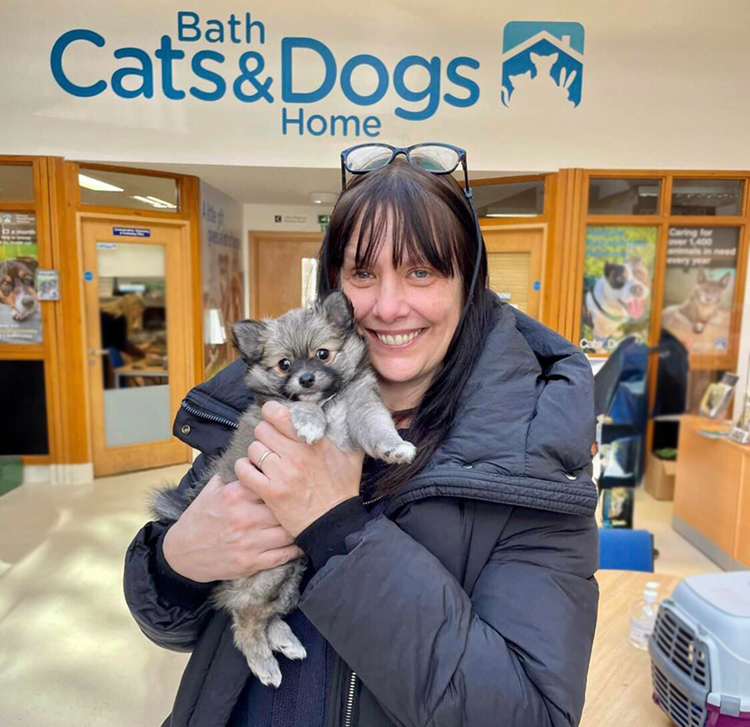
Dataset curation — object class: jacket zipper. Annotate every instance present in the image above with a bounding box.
[344,670,358,727]
[181,400,239,429]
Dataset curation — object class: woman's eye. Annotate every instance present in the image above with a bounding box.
[316,348,330,361]
[278,358,291,372]
[354,270,373,280]
[411,269,431,280]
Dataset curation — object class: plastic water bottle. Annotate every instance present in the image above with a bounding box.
[629,581,660,650]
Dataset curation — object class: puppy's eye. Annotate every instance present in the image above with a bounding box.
[278,358,291,372]
[316,348,330,361]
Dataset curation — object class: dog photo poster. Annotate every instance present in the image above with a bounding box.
[661,227,738,355]
[0,212,42,344]
[580,226,657,354]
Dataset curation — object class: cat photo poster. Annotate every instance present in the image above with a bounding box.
[661,227,738,355]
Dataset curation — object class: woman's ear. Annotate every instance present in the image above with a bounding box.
[319,290,356,331]
[231,320,266,365]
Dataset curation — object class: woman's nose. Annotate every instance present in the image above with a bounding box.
[372,278,409,322]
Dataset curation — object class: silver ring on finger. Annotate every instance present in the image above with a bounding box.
[258,449,274,470]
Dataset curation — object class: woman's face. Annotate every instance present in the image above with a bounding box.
[340,225,463,405]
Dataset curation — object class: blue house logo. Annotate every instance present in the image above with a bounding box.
[501,21,585,108]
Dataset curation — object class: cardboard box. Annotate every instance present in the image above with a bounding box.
[645,453,677,501]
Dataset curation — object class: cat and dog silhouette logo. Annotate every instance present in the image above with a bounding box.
[501,21,585,109]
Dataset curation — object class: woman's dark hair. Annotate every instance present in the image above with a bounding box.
[316,159,497,498]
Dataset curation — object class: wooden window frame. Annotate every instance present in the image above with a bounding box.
[0,156,60,464]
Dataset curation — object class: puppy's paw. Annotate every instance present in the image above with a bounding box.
[377,441,416,465]
[294,419,326,444]
[247,654,283,688]
[268,618,307,661]
[290,407,326,444]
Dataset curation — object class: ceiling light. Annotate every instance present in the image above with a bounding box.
[145,195,177,209]
[309,191,338,206]
[131,195,177,209]
[78,173,124,192]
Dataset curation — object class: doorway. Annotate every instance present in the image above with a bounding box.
[81,217,193,476]
[483,224,546,318]
[249,231,325,318]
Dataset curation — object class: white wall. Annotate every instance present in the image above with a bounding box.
[3,1,750,171]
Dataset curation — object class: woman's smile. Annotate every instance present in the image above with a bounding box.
[365,327,426,348]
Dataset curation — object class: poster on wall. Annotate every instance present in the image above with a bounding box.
[579,226,658,354]
[660,227,738,355]
[201,182,244,379]
[0,212,42,344]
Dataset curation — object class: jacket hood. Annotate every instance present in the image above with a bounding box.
[176,302,597,518]
[386,302,597,517]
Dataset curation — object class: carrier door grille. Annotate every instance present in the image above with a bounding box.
[651,608,709,727]
[653,610,709,687]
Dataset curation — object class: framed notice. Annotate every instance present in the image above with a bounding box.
[0,212,42,344]
[579,226,658,354]
[661,227,739,355]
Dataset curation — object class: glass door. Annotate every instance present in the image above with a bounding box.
[81,219,192,476]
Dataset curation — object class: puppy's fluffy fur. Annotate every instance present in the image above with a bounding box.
[151,291,415,686]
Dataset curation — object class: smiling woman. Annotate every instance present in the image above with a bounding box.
[124,145,599,727]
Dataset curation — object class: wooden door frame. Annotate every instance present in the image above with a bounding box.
[248,230,325,318]
[78,212,194,476]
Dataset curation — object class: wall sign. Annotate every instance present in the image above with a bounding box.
[4,2,750,170]
[113,226,151,238]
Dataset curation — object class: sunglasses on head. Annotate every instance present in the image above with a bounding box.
[339,141,483,319]
[340,142,470,196]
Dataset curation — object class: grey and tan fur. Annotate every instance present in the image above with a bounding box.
[150,291,415,687]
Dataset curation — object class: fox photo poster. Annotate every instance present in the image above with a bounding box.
[0,212,42,344]
[661,227,738,355]
[580,226,657,354]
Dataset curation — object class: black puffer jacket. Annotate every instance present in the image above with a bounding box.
[124,304,600,727]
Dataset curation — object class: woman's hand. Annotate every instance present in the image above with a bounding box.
[235,401,365,538]
[162,473,303,583]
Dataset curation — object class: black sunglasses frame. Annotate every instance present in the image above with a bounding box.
[340,142,470,194]
[338,141,484,321]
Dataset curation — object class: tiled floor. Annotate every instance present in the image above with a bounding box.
[0,467,723,726]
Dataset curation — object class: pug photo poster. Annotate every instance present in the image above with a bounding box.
[660,227,738,355]
[580,226,657,354]
[0,212,42,344]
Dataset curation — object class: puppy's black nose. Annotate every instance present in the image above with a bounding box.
[22,299,35,308]
[299,373,315,389]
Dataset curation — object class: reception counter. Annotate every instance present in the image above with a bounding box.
[673,414,750,571]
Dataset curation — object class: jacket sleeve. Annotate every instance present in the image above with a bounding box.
[123,453,219,653]
[299,499,599,727]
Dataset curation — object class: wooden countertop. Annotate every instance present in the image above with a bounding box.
[580,570,681,727]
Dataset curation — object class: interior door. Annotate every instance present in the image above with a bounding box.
[251,232,324,318]
[483,225,546,318]
[81,219,192,476]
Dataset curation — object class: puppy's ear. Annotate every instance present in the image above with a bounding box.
[319,290,355,331]
[231,320,266,365]
[697,268,707,284]
[719,272,732,288]
[604,262,615,279]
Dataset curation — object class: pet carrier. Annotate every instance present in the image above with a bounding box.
[649,572,750,726]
